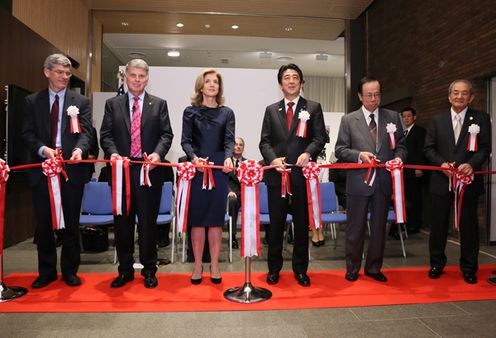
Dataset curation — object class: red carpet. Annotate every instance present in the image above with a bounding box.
[2,265,496,312]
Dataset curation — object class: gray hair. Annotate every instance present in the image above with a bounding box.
[448,79,474,94]
[235,137,245,146]
[44,53,72,69]
[126,59,149,74]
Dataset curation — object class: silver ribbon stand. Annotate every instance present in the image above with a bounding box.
[224,256,271,303]
[0,253,28,302]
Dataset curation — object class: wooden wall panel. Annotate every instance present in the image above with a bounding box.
[91,16,103,93]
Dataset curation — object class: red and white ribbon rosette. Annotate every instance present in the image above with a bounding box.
[302,162,322,230]
[385,158,407,223]
[197,158,216,190]
[386,123,397,150]
[237,160,264,257]
[276,167,292,197]
[0,159,10,255]
[467,124,480,152]
[176,162,196,234]
[139,152,152,187]
[296,109,310,138]
[453,172,474,230]
[42,154,68,230]
[66,105,81,134]
[111,156,130,216]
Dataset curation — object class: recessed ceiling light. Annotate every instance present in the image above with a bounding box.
[167,50,180,57]
[259,51,272,59]
[276,56,293,62]
[231,25,239,30]
[316,53,328,61]
[176,23,184,28]
[285,27,293,31]
[205,24,211,29]
[128,51,146,59]
[121,22,129,26]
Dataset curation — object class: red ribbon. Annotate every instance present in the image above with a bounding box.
[140,152,152,187]
[41,151,68,230]
[197,158,215,190]
[302,162,322,230]
[453,172,474,230]
[176,162,196,233]
[385,158,407,223]
[364,158,379,186]
[111,157,131,216]
[0,159,10,255]
[276,167,292,197]
[237,160,263,257]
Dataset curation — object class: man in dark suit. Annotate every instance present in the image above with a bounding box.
[335,76,407,283]
[228,137,247,249]
[401,107,426,233]
[22,53,93,288]
[259,63,325,287]
[100,59,173,288]
[424,79,491,284]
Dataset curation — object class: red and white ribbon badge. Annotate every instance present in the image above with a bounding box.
[111,156,130,216]
[42,153,68,230]
[197,158,215,190]
[0,159,10,255]
[66,105,81,134]
[237,160,263,257]
[176,162,196,234]
[302,162,322,230]
[453,172,474,230]
[277,167,292,197]
[467,124,480,152]
[140,153,152,187]
[296,110,310,138]
[364,158,379,187]
[386,123,397,150]
[385,158,406,223]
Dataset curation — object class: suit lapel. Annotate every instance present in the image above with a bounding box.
[276,100,288,136]
[61,90,73,138]
[289,97,307,135]
[377,109,387,152]
[356,108,376,151]
[456,108,473,148]
[442,111,456,146]
[141,92,152,129]
[40,89,51,137]
[122,93,131,133]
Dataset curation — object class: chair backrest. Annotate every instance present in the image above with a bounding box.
[320,182,338,213]
[159,181,173,214]
[81,182,113,215]
[259,182,269,214]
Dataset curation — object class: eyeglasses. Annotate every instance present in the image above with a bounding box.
[362,93,381,99]
[51,69,72,77]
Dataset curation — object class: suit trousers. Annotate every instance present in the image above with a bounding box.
[267,170,309,275]
[404,173,423,228]
[114,165,161,276]
[429,192,479,273]
[33,177,84,277]
[345,192,390,274]
[228,195,240,237]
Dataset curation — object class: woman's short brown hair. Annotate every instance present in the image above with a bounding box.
[191,69,225,107]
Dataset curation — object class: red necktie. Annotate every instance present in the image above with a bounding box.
[51,94,59,148]
[130,96,142,157]
[287,102,295,130]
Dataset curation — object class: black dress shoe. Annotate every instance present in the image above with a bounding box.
[191,266,203,285]
[319,239,325,246]
[365,271,388,282]
[232,238,239,249]
[295,273,311,287]
[144,274,158,288]
[62,274,81,286]
[345,271,358,282]
[428,266,443,279]
[110,274,134,288]
[31,275,57,289]
[311,240,320,247]
[266,272,279,285]
[463,272,477,284]
[209,265,222,284]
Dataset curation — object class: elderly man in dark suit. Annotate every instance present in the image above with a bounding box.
[335,76,407,283]
[100,59,173,288]
[424,79,491,284]
[228,137,247,249]
[260,63,326,287]
[22,53,94,288]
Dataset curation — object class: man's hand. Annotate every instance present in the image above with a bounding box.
[270,157,286,169]
[441,162,455,177]
[69,148,82,161]
[192,156,209,172]
[458,163,473,176]
[415,169,423,177]
[147,152,160,170]
[228,191,237,198]
[223,157,234,173]
[110,153,120,160]
[296,152,311,167]
[359,151,376,164]
[43,147,57,159]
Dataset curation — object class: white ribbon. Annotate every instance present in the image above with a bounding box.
[112,159,124,215]
[48,175,65,229]
[241,185,260,257]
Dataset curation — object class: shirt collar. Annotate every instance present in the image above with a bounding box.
[451,106,468,123]
[49,87,66,99]
[284,96,300,111]
[406,123,415,132]
[362,105,379,119]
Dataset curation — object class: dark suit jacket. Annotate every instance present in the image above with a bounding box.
[404,124,426,180]
[259,97,326,186]
[99,92,174,185]
[424,108,491,196]
[228,156,246,196]
[22,88,93,187]
[335,107,407,196]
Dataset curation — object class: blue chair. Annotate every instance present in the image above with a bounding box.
[320,182,347,248]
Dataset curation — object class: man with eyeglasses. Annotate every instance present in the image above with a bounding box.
[335,76,406,283]
[424,79,491,284]
[22,53,94,288]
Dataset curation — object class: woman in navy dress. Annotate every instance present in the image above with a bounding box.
[181,69,235,284]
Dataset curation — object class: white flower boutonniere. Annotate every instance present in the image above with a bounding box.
[467,123,480,151]
[386,123,397,149]
[66,105,81,133]
[296,110,310,138]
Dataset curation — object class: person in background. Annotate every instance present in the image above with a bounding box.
[228,137,247,249]
[22,53,93,288]
[100,58,174,289]
[424,79,491,284]
[181,68,235,285]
